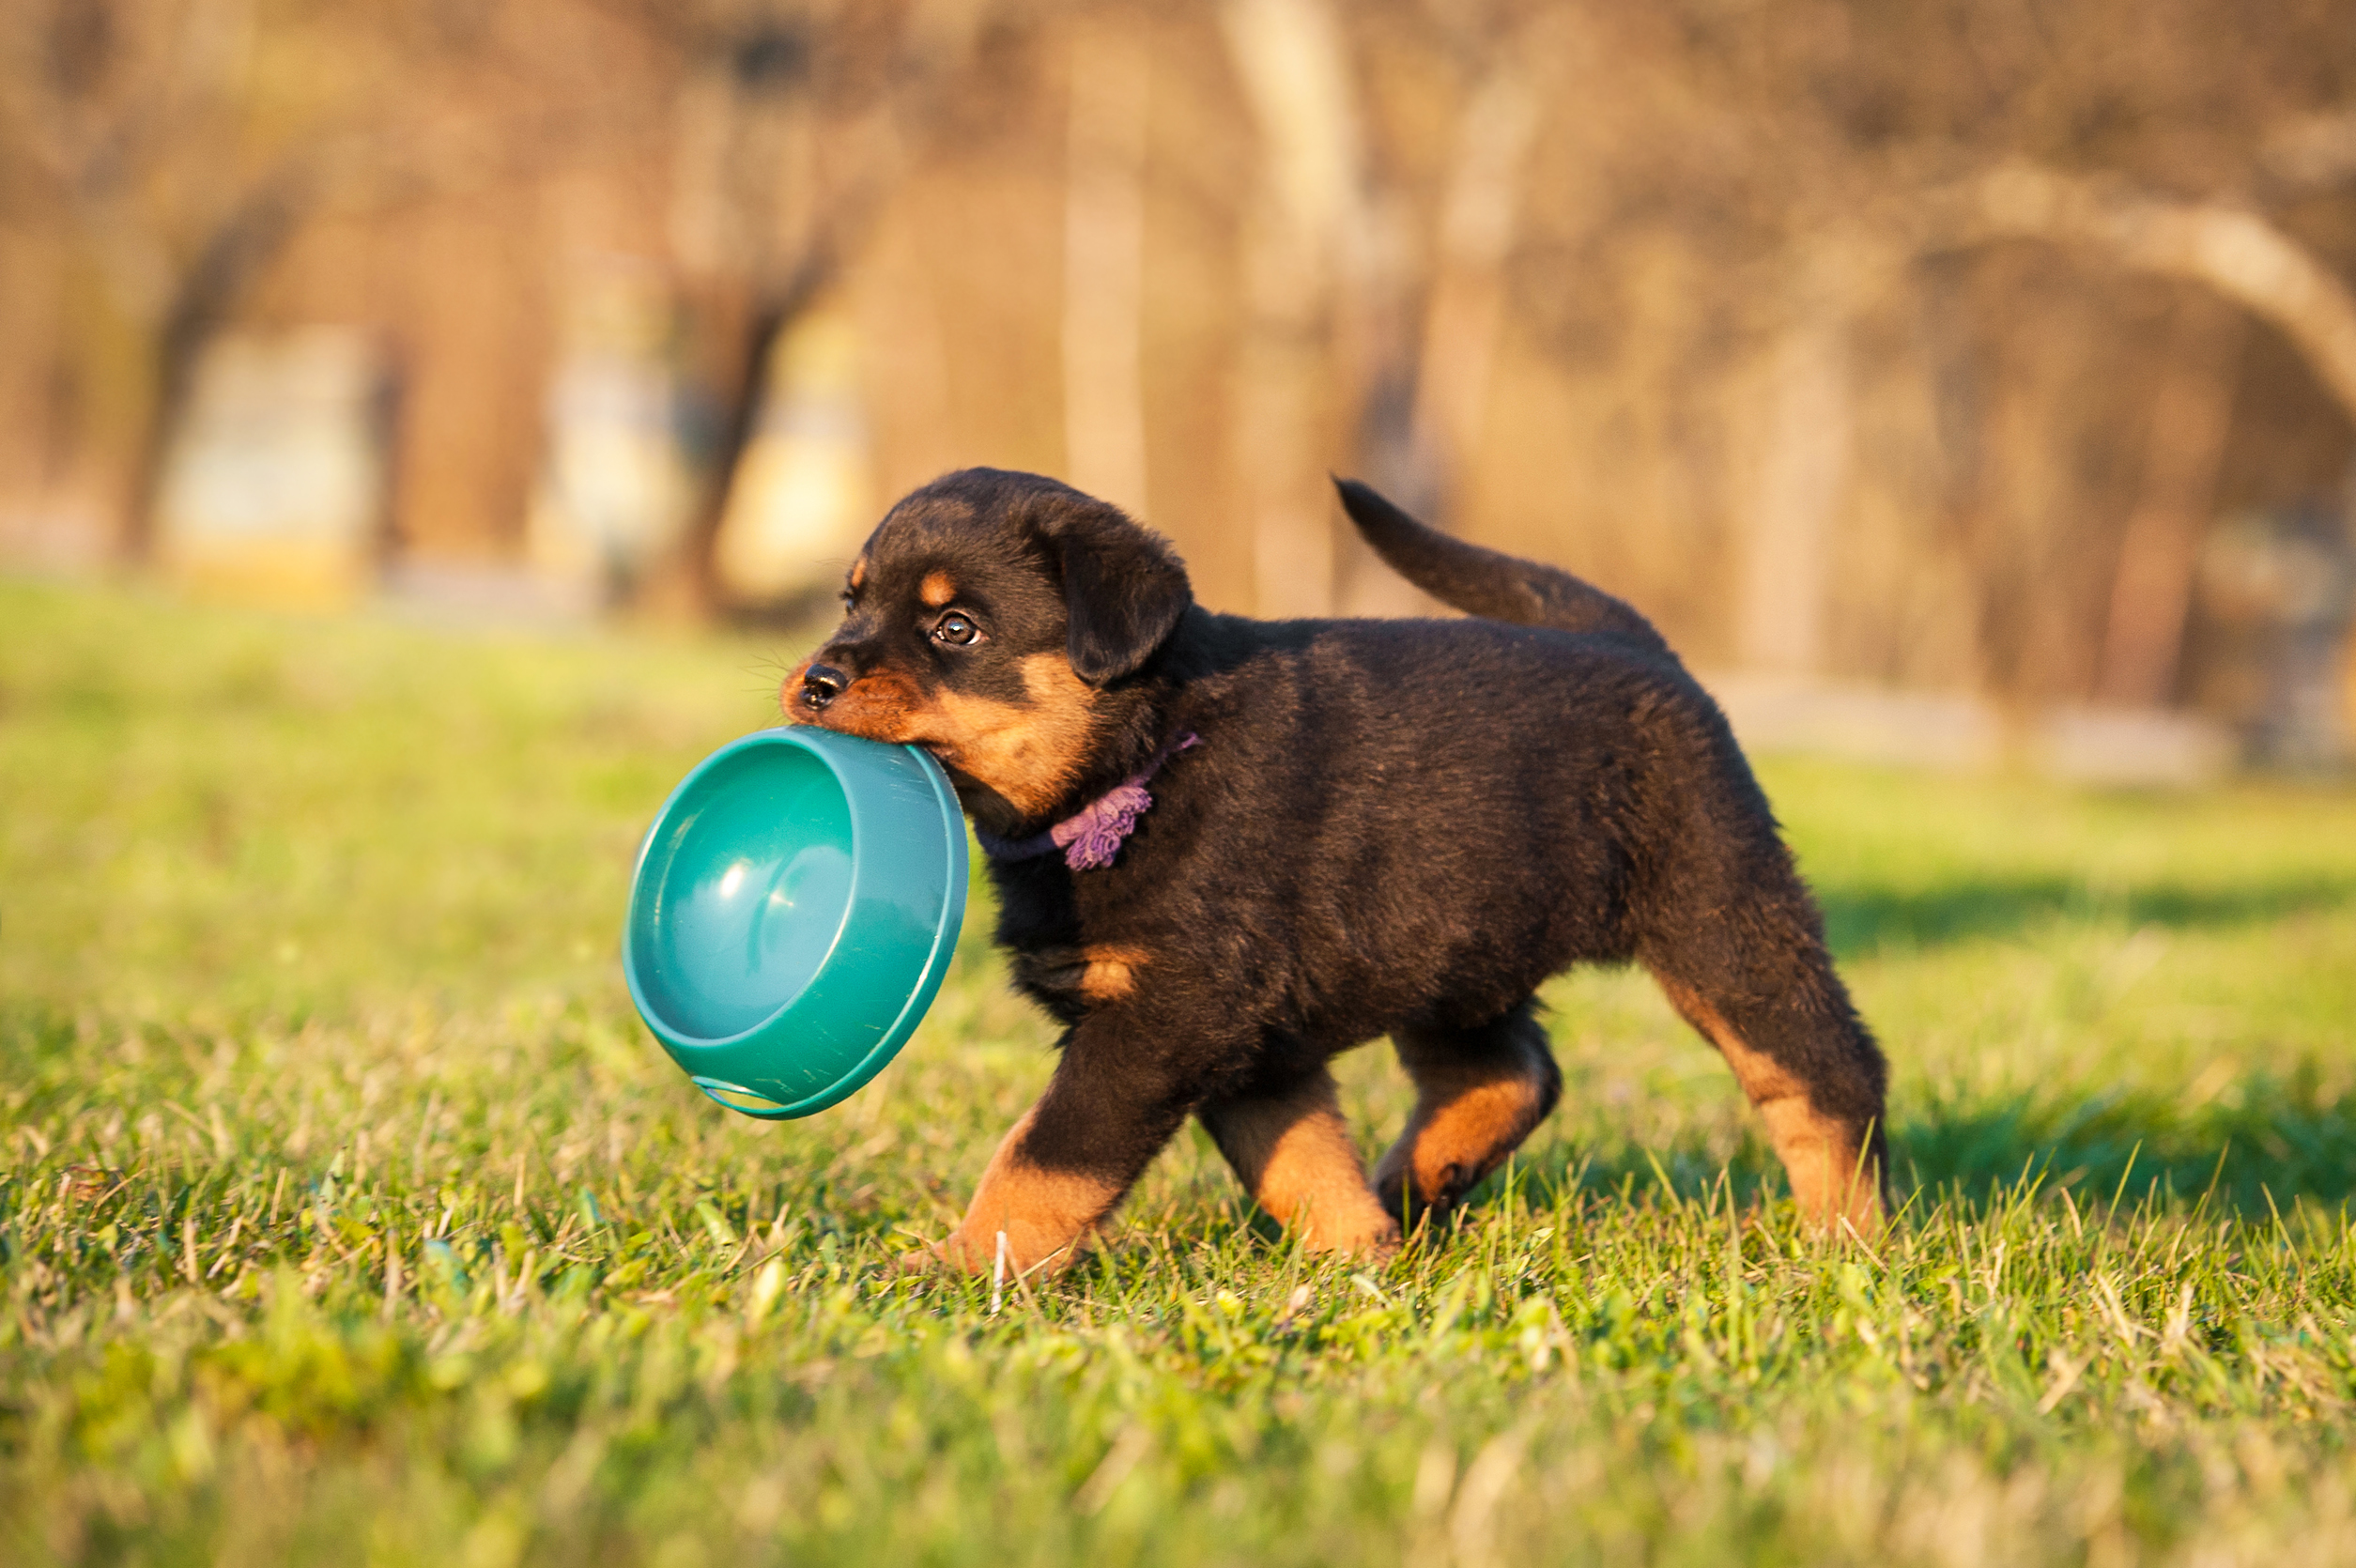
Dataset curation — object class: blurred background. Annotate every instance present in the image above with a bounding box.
[5,0,2355,778]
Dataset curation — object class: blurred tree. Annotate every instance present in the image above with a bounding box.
[0,0,342,561]
[1487,0,2356,704]
[0,0,656,567]
[1060,8,1150,518]
[3,0,2351,737]
[1220,0,1557,615]
[1342,0,1557,613]
[605,0,1039,617]
[1219,0,1364,617]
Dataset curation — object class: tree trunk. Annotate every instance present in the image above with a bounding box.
[119,177,310,564]
[2093,294,2244,707]
[1737,246,1855,678]
[1061,15,1151,517]
[666,256,831,618]
[1408,49,1542,513]
[1221,0,1363,619]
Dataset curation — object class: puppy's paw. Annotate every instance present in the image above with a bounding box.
[896,1233,1045,1277]
[906,1225,1027,1278]
[1300,1216,1402,1264]
[893,1242,956,1276]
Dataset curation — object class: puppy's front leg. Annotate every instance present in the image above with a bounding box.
[933,1103,1117,1275]
[932,1022,1195,1276]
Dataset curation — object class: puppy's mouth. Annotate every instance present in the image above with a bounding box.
[780,653,1087,826]
[782,658,961,762]
[907,736,966,770]
[793,692,1005,816]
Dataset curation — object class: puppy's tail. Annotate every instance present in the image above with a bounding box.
[1333,477,1671,657]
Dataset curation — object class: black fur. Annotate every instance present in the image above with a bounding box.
[789,468,1891,1257]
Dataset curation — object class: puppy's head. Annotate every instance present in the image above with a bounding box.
[784,469,1191,827]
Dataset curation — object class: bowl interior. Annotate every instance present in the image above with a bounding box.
[631,742,855,1042]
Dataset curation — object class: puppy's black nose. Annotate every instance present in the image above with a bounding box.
[800,663,849,711]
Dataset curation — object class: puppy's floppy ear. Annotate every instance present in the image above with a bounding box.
[1041,502,1193,685]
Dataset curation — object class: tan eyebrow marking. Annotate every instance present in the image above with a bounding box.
[919,570,957,608]
[849,557,869,592]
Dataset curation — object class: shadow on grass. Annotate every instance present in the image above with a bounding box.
[1889,1075,2356,1214]
[1493,1073,2356,1221]
[1815,873,2355,957]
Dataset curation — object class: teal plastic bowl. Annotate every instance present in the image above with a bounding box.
[623,727,968,1119]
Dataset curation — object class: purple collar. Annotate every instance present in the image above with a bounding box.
[976,731,1200,871]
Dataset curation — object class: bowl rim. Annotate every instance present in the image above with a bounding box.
[620,727,967,1084]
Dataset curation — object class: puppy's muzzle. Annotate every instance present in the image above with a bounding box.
[799,662,850,713]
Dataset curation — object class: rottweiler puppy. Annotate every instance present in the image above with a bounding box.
[784,468,1889,1273]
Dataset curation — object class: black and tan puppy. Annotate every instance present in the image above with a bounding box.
[784,468,1889,1272]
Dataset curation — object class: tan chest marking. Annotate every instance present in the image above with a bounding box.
[1018,944,1147,1004]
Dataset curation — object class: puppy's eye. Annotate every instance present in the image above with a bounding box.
[932,610,982,646]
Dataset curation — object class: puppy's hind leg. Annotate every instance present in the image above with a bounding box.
[1199,1068,1400,1257]
[1374,1003,1562,1222]
[1646,951,1889,1235]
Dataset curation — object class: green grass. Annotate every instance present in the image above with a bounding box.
[7,576,2356,1565]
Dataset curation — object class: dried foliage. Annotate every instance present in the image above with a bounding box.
[2,0,2353,707]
